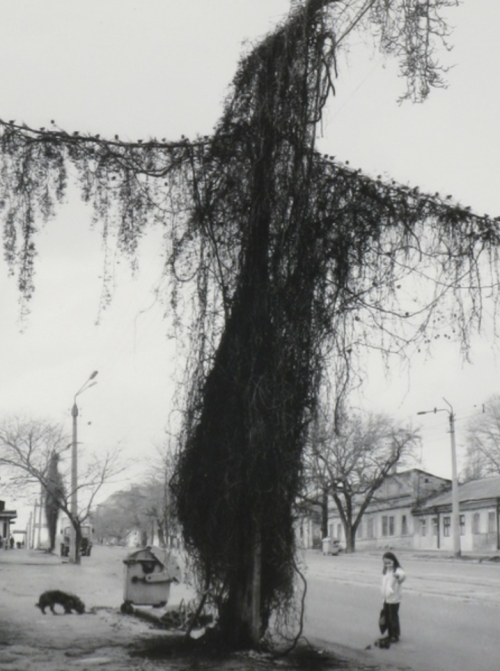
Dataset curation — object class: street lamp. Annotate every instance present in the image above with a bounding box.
[70,370,98,563]
[417,398,461,558]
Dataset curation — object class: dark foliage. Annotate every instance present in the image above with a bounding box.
[44,451,65,552]
[128,633,345,669]
[1,0,499,649]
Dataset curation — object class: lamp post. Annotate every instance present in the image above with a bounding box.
[417,398,461,558]
[70,370,98,563]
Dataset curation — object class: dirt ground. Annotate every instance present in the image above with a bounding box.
[0,546,390,671]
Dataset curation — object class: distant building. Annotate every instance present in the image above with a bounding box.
[295,498,322,549]
[413,475,500,553]
[299,469,500,554]
[326,469,451,550]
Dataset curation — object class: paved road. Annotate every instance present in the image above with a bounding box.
[302,550,500,671]
[2,545,498,670]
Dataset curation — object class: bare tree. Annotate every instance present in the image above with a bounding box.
[95,485,151,546]
[305,407,419,552]
[94,471,177,548]
[0,416,125,562]
[95,440,178,547]
[146,441,179,547]
[1,0,499,648]
[462,396,500,481]
[300,415,332,541]
[93,494,131,546]
[0,416,67,496]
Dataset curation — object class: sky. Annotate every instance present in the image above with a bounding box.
[1,1,499,525]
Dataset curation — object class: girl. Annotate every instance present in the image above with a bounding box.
[380,551,406,643]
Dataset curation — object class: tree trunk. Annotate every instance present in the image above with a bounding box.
[219,521,263,648]
[333,492,356,553]
[156,519,166,548]
[174,3,327,648]
[74,522,82,565]
[344,523,356,553]
[321,488,329,538]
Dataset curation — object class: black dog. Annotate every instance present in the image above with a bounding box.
[35,590,85,615]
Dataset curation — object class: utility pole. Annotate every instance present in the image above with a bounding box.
[32,500,38,549]
[27,510,33,549]
[444,399,461,559]
[70,399,78,561]
[37,486,44,549]
[70,370,98,563]
[417,399,461,558]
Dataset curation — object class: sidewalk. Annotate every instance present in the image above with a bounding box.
[0,546,395,671]
[356,546,500,563]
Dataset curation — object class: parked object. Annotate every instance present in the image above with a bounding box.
[121,546,181,613]
[60,524,93,557]
[322,537,342,555]
[374,636,391,649]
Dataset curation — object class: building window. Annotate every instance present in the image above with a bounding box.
[488,511,496,534]
[460,515,465,536]
[443,516,451,537]
[472,513,480,534]
[432,518,438,536]
[402,515,408,535]
[420,518,427,536]
[382,516,395,536]
[358,521,363,539]
[367,517,374,539]
[337,523,342,540]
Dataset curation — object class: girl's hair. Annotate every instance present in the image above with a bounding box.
[382,551,402,573]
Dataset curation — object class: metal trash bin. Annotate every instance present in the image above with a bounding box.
[322,537,333,555]
[121,546,181,613]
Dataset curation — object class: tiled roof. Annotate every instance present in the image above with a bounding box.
[419,476,500,508]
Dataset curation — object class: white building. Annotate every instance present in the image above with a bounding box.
[413,475,500,553]
[326,469,450,550]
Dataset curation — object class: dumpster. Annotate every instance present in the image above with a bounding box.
[322,537,341,555]
[121,546,181,613]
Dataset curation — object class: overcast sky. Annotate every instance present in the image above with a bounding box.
[1,1,499,524]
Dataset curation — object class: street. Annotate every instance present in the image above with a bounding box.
[302,550,500,671]
[1,546,499,670]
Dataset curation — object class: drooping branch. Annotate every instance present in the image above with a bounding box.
[1,0,498,649]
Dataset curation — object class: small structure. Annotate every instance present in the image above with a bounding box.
[322,537,341,555]
[413,475,500,553]
[325,469,451,551]
[121,546,181,613]
[59,522,93,557]
[0,499,17,547]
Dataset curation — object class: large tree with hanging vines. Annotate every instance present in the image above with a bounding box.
[1,0,499,649]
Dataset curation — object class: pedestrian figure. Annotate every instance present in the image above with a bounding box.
[378,551,405,644]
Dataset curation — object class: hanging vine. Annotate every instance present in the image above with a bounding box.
[1,0,498,650]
